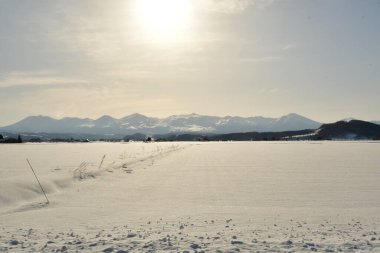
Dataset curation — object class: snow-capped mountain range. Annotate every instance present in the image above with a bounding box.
[0,113,322,135]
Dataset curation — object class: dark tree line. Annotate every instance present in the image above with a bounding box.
[0,134,23,143]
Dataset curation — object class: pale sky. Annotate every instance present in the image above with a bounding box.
[0,0,379,126]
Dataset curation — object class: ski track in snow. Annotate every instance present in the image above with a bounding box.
[1,142,189,214]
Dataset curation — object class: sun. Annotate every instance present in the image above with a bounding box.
[134,0,192,43]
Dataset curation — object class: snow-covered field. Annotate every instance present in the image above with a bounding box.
[1,141,379,252]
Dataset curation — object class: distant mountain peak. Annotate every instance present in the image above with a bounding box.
[340,117,356,123]
[282,113,310,119]
[18,115,57,123]
[125,113,146,118]
[28,115,55,120]
[285,113,300,117]
[121,113,155,121]
[96,115,115,120]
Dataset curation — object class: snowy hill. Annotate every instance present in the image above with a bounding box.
[316,120,380,140]
[0,113,321,135]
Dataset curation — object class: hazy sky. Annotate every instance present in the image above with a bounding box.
[1,0,379,126]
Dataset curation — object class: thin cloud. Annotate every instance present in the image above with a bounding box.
[282,44,296,51]
[199,0,274,14]
[239,56,282,63]
[0,71,88,88]
[259,88,280,94]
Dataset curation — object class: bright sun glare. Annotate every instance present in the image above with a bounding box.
[134,0,192,42]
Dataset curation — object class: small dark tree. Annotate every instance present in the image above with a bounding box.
[0,134,3,140]
[202,136,210,142]
[17,134,22,143]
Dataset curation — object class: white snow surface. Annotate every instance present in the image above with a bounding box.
[1,141,380,252]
